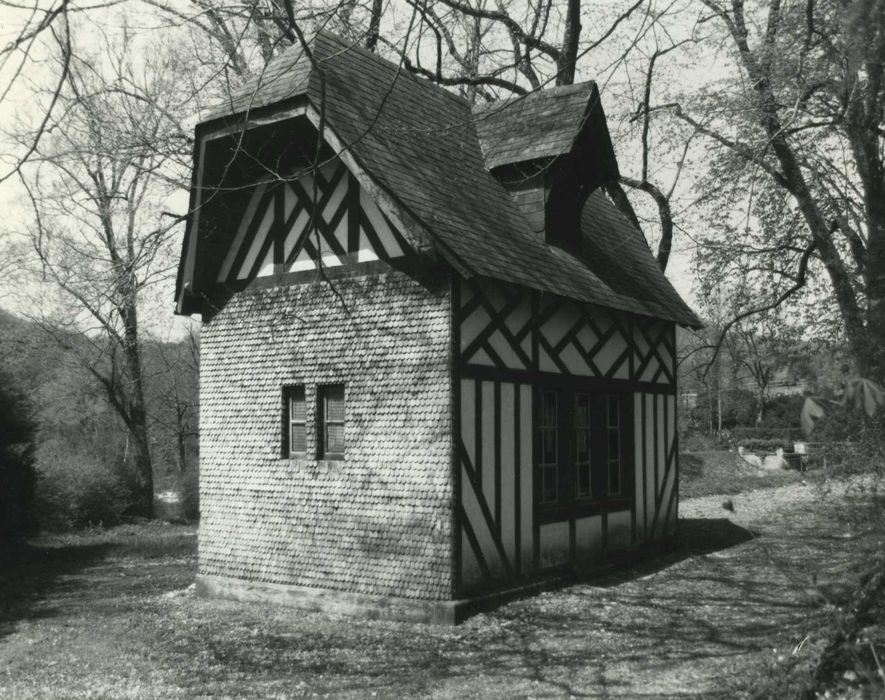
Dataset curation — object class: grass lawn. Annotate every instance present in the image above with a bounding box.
[679,449,805,498]
[1,476,884,698]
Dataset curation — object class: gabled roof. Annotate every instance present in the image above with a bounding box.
[183,32,700,328]
[472,83,595,170]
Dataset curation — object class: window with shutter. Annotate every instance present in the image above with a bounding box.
[319,384,345,460]
[282,386,306,457]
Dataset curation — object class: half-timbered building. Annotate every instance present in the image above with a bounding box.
[175,32,701,623]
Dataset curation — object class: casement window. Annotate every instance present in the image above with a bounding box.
[606,395,623,496]
[574,393,592,498]
[282,386,306,457]
[536,387,629,510]
[318,384,345,460]
[538,390,559,504]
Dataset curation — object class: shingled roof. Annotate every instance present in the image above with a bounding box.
[185,32,700,328]
[472,84,594,170]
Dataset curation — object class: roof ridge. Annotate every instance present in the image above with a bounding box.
[471,80,596,115]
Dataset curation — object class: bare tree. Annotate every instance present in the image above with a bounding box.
[12,27,191,517]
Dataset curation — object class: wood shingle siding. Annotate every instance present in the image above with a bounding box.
[198,268,453,600]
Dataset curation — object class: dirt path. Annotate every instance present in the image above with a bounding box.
[1,480,883,699]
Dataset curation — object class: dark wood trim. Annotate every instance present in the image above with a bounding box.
[280,385,289,458]
[245,210,278,280]
[474,379,482,490]
[651,363,666,384]
[537,334,571,375]
[641,392,648,539]
[274,185,284,265]
[603,346,632,380]
[456,283,483,325]
[513,383,522,575]
[575,308,604,376]
[552,315,586,355]
[532,294,564,339]
[460,285,532,369]
[628,316,636,379]
[324,190,349,246]
[634,321,667,382]
[673,389,680,537]
[494,380,501,529]
[450,275,461,597]
[583,316,618,363]
[535,497,634,525]
[628,393,637,545]
[459,443,513,576]
[652,393,660,537]
[382,209,412,254]
[347,172,360,254]
[481,341,508,370]
[532,386,540,570]
[315,211,348,258]
[458,505,492,582]
[649,324,675,385]
[226,186,275,282]
[651,395,676,538]
[459,364,676,395]
[359,206,391,261]
[531,293,540,372]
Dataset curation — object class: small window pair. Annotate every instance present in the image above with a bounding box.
[283,384,345,460]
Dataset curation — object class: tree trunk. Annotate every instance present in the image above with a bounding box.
[365,0,383,52]
[866,248,885,383]
[707,383,714,435]
[120,294,154,519]
[557,0,581,85]
[176,406,189,474]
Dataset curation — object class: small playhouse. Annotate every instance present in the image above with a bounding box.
[175,32,701,622]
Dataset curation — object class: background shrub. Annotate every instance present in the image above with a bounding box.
[33,441,131,531]
[0,370,37,540]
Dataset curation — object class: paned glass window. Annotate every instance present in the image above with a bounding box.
[538,390,559,504]
[575,393,592,497]
[606,395,622,495]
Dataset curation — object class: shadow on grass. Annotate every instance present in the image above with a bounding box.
[461,517,755,623]
[598,517,755,585]
[0,541,111,640]
[174,516,787,698]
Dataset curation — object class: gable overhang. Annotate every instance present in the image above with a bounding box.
[175,98,473,316]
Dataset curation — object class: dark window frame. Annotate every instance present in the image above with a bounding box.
[318,383,346,460]
[606,394,623,497]
[538,389,559,505]
[574,392,592,499]
[535,386,632,518]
